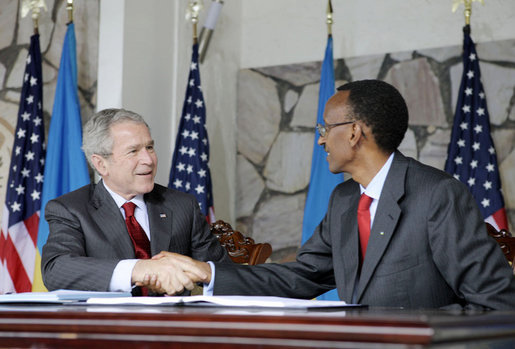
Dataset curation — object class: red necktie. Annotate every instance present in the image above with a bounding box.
[122,202,151,260]
[358,193,373,262]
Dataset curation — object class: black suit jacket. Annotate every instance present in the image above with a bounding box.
[213,152,515,309]
[42,182,231,291]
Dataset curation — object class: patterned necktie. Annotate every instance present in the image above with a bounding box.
[357,193,373,263]
[122,202,151,259]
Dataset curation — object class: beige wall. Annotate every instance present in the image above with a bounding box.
[1,0,514,226]
[98,0,515,224]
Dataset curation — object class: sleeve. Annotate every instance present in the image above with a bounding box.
[427,178,515,309]
[212,191,339,299]
[188,195,232,264]
[42,199,119,291]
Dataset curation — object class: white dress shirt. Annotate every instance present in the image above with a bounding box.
[104,181,149,292]
[359,152,395,229]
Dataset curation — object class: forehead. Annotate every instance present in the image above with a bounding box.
[110,122,152,146]
[324,90,352,121]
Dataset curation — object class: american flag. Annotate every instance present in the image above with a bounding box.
[444,26,508,231]
[0,34,45,294]
[168,43,215,223]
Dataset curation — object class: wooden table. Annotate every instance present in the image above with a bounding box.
[0,304,514,348]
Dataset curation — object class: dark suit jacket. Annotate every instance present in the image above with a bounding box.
[213,152,515,309]
[42,182,231,291]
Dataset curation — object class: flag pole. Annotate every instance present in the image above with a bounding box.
[21,0,47,35]
[187,0,203,44]
[464,0,472,26]
[66,0,73,24]
[451,0,485,29]
[31,6,40,35]
[326,0,333,36]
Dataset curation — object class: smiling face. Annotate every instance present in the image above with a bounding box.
[317,90,357,174]
[93,121,157,200]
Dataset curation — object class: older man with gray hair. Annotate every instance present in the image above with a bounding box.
[42,108,230,295]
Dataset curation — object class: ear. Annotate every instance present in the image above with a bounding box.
[349,123,364,148]
[91,154,108,177]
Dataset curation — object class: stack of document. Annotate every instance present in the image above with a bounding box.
[0,289,131,304]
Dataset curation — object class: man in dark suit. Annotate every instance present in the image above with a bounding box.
[42,108,230,295]
[156,79,515,309]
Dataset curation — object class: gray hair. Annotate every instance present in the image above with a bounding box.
[82,108,150,169]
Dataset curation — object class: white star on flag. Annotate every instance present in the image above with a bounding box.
[30,190,40,201]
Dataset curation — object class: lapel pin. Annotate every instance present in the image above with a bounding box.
[380,232,385,235]
[160,213,167,218]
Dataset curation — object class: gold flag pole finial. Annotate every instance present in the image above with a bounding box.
[186,0,204,44]
[452,0,485,26]
[326,0,333,36]
[66,0,73,24]
[21,0,48,34]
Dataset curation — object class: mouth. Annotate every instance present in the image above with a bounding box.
[136,170,153,177]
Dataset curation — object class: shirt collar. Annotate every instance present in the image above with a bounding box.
[102,180,146,210]
[359,152,395,200]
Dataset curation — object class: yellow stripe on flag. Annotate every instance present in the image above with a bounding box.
[32,250,48,292]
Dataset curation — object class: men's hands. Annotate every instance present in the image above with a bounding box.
[131,252,212,295]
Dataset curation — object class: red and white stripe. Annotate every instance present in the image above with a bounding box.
[0,205,39,294]
[485,207,509,232]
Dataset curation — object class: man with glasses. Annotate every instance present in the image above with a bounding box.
[149,80,515,309]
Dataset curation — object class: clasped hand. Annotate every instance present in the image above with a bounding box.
[131,251,211,295]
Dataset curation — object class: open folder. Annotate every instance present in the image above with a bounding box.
[86,295,364,309]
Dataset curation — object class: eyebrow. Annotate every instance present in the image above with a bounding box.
[126,140,154,150]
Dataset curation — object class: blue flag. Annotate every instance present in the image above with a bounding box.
[34,23,90,291]
[444,26,508,231]
[168,43,215,223]
[0,34,44,294]
[301,36,343,300]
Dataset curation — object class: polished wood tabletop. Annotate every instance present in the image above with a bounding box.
[0,304,514,348]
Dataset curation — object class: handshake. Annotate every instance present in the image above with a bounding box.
[131,251,212,295]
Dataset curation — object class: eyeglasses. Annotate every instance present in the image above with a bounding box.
[316,121,355,137]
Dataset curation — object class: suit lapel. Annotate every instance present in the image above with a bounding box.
[89,181,136,258]
[145,189,173,256]
[355,152,407,301]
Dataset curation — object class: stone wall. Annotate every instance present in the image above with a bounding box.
[236,39,515,262]
[0,0,99,223]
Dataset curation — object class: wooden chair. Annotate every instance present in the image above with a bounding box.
[210,220,272,265]
[486,223,515,274]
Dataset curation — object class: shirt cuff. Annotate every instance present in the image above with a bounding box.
[109,259,139,292]
[202,261,216,296]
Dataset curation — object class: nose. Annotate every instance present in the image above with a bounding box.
[317,134,326,146]
[139,148,156,165]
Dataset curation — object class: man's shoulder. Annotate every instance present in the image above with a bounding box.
[395,153,470,197]
[50,183,93,204]
[44,183,94,217]
[401,154,459,184]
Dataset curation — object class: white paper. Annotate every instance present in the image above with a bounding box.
[86,295,359,309]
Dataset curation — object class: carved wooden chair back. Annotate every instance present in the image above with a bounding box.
[210,220,272,265]
[486,223,515,274]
